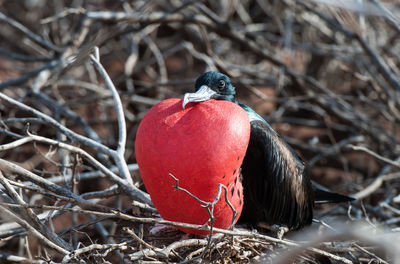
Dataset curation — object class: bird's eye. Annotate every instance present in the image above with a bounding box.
[218,80,226,90]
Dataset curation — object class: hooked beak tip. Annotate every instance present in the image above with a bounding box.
[182,94,189,110]
[181,85,216,111]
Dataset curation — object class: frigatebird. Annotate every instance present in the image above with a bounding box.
[182,71,354,230]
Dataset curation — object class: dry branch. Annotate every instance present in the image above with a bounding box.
[0,0,399,263]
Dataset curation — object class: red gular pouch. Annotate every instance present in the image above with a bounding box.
[135,98,250,235]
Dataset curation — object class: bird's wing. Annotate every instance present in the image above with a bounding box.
[239,104,314,229]
[312,181,354,204]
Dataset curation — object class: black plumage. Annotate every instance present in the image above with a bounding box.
[238,105,313,229]
[183,71,353,230]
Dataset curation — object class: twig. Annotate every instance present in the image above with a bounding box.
[129,238,209,261]
[296,0,400,92]
[0,60,58,90]
[0,171,72,250]
[62,241,128,263]
[353,172,400,200]
[0,12,62,52]
[0,158,107,209]
[0,253,47,264]
[0,91,151,204]
[89,49,137,191]
[123,227,156,250]
[353,244,389,264]
[0,204,69,255]
[347,144,400,169]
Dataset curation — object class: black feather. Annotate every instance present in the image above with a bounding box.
[313,185,355,204]
[189,72,354,230]
[239,112,314,229]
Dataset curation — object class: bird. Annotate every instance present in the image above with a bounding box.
[182,71,354,231]
[135,95,251,235]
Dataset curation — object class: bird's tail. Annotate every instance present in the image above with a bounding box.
[313,187,355,204]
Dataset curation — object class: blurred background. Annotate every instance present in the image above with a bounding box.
[0,0,400,263]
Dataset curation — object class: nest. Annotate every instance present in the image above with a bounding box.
[0,0,399,263]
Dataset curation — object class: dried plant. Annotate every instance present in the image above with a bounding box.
[0,1,399,263]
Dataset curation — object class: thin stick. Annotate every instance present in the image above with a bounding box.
[0,204,69,255]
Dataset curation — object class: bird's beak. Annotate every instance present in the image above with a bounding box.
[182,85,217,110]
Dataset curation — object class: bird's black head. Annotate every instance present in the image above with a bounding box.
[195,72,236,99]
[183,71,236,109]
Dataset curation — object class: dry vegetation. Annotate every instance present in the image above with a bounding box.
[0,0,400,263]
